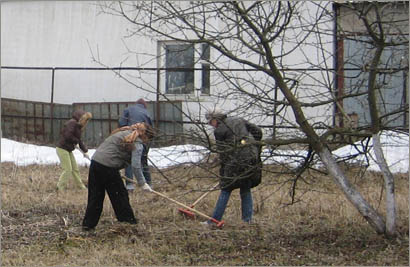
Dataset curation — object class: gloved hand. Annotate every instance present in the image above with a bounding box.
[141,183,153,192]
[83,152,91,160]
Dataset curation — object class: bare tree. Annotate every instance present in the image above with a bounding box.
[334,2,408,237]
[96,1,408,237]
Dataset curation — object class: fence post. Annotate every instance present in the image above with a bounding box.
[50,68,55,143]
[156,68,160,130]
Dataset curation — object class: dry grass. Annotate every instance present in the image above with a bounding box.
[1,162,409,266]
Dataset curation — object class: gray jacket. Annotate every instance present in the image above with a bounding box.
[92,130,147,186]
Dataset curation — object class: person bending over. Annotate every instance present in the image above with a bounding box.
[202,109,262,225]
[82,122,155,230]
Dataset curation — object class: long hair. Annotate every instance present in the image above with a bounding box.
[111,122,155,150]
[78,112,92,131]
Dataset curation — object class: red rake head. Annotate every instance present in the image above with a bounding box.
[178,208,196,218]
[178,208,225,228]
[215,220,225,228]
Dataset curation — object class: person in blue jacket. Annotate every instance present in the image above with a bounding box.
[119,98,153,191]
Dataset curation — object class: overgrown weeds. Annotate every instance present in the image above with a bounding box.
[1,162,408,266]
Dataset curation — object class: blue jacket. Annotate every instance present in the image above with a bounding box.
[119,103,153,127]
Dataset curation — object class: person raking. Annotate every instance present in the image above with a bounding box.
[202,109,263,225]
[82,122,155,230]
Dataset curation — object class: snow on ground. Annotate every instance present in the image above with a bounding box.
[1,131,408,173]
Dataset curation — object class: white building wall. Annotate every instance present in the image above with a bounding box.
[1,1,334,131]
[1,1,157,104]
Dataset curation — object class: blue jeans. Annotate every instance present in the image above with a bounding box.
[125,145,151,186]
[125,165,151,185]
[210,187,253,223]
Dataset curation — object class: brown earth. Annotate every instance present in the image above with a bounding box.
[1,162,408,266]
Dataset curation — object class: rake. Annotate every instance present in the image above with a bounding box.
[121,176,224,228]
[178,182,219,219]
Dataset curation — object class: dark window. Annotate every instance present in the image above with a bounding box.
[201,43,210,95]
[165,44,194,94]
[164,43,211,95]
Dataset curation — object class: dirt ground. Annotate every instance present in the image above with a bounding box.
[1,162,409,266]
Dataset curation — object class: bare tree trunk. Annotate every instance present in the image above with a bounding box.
[256,34,389,235]
[372,133,397,237]
[319,148,386,234]
[274,70,388,234]
[359,3,398,237]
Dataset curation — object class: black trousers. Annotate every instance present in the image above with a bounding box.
[82,160,137,229]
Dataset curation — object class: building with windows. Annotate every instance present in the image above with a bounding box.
[1,1,408,143]
[334,2,408,128]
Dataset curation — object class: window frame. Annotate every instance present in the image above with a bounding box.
[158,41,211,97]
[335,34,408,128]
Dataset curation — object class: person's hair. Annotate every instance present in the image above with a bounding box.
[111,122,156,150]
[144,124,156,142]
[205,108,227,122]
[78,112,92,130]
[136,98,147,109]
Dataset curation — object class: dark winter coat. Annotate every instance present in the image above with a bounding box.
[57,110,90,152]
[214,117,263,191]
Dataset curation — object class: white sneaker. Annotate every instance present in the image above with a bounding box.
[200,220,210,226]
[126,183,135,191]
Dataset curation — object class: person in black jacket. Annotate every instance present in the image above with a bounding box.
[119,98,153,191]
[202,109,263,225]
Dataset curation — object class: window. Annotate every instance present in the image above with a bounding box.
[165,44,194,94]
[163,42,210,95]
[201,43,210,95]
[335,3,409,128]
[339,36,408,128]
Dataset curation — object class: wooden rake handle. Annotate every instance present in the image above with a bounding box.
[122,175,224,227]
[151,190,214,221]
[190,182,219,207]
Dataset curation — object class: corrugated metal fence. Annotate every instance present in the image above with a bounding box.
[1,98,183,148]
